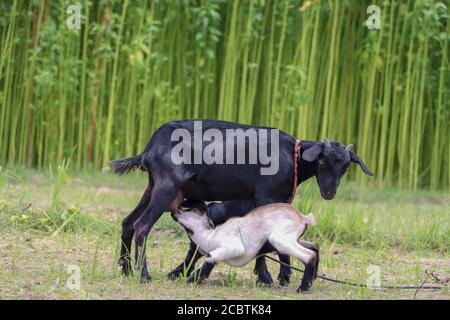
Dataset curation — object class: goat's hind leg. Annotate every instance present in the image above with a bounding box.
[134,180,184,283]
[299,240,320,279]
[118,177,153,276]
[134,239,151,283]
[269,236,317,292]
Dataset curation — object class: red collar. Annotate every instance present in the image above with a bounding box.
[288,139,301,203]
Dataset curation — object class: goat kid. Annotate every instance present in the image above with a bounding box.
[172,203,319,292]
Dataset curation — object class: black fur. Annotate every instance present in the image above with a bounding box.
[111,154,143,175]
[113,120,372,283]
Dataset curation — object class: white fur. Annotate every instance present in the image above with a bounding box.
[175,203,316,268]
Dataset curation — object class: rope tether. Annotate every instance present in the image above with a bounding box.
[261,254,443,291]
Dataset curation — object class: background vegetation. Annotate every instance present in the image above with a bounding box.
[0,1,448,299]
[0,0,449,190]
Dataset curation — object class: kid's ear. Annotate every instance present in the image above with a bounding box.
[181,199,207,211]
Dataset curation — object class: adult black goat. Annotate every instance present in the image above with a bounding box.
[112,119,373,283]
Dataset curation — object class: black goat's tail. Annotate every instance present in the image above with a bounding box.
[111,154,144,176]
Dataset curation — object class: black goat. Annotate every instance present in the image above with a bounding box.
[112,119,373,283]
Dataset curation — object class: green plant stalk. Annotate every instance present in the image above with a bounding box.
[102,0,129,168]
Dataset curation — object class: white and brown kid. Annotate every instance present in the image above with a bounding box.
[172,203,319,292]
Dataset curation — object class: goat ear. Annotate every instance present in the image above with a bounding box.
[302,143,323,162]
[349,151,374,176]
[181,199,207,212]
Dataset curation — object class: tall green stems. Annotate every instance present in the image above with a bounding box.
[0,0,448,190]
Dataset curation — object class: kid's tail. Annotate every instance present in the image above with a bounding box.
[305,213,316,226]
[111,154,144,175]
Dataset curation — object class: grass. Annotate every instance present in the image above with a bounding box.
[0,168,448,300]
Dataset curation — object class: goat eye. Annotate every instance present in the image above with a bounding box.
[319,159,326,166]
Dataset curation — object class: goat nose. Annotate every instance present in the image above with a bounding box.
[325,191,335,199]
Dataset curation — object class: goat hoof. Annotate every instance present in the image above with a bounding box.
[297,282,313,293]
[278,277,290,287]
[255,268,273,286]
[278,273,291,287]
[256,277,273,287]
[299,288,312,294]
[257,280,273,287]
[186,275,203,284]
[167,271,180,280]
[140,275,151,284]
[140,273,152,284]
[118,258,133,276]
[122,268,133,277]
[296,287,309,293]
[186,278,199,287]
[186,277,195,284]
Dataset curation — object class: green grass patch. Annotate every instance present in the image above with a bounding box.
[0,168,448,299]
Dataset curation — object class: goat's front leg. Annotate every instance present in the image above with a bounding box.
[205,247,236,264]
[277,254,292,286]
[168,240,203,280]
[134,240,150,283]
[254,256,273,286]
[118,177,153,276]
[187,246,243,283]
[187,261,216,284]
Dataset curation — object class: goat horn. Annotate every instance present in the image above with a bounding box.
[346,144,353,151]
[323,138,331,148]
